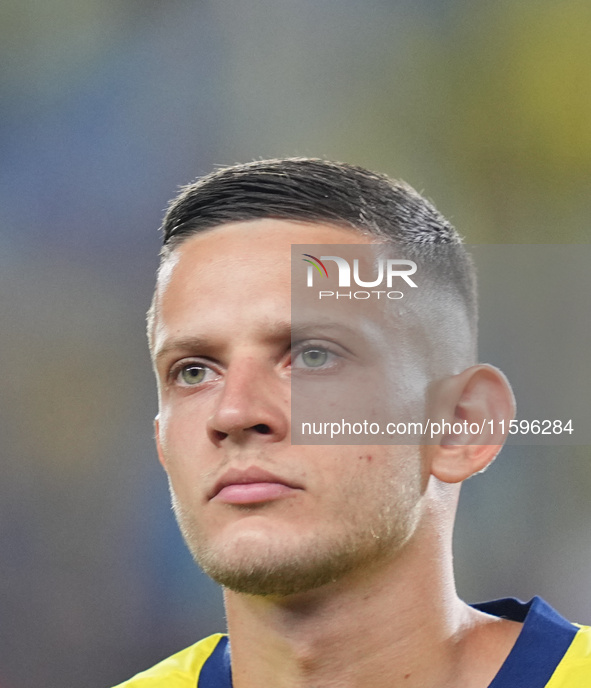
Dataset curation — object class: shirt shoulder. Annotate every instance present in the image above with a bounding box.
[473,597,591,688]
[546,624,591,687]
[112,633,227,688]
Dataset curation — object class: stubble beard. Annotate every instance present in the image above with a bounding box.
[169,457,423,597]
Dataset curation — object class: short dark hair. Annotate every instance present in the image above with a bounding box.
[150,158,477,357]
[162,158,457,250]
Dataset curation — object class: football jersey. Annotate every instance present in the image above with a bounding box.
[112,597,591,687]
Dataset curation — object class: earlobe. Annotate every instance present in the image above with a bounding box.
[427,365,515,484]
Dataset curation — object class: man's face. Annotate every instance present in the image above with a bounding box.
[152,219,427,596]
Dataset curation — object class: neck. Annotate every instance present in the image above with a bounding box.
[222,504,518,688]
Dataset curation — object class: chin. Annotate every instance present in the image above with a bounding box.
[196,544,347,597]
[187,523,396,597]
[191,527,319,596]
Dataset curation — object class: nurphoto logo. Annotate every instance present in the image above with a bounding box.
[302,253,418,300]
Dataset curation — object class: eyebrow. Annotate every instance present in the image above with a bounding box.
[292,320,387,358]
[154,336,211,365]
[154,321,294,364]
[154,320,374,366]
[291,321,365,340]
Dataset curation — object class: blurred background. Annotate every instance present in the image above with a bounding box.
[0,0,590,686]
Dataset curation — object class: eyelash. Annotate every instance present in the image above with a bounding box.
[290,342,343,371]
[169,359,220,387]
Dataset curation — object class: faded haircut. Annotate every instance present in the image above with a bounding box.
[148,158,477,356]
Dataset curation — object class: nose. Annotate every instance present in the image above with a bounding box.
[207,357,289,446]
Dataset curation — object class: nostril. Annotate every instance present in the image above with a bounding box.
[212,430,229,442]
[252,424,271,434]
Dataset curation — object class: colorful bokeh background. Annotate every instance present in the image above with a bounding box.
[1,1,590,686]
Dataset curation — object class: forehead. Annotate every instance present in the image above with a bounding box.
[156,218,372,290]
[151,219,375,349]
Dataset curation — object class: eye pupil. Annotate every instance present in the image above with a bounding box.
[302,349,328,367]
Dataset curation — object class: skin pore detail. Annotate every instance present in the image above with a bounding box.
[151,218,521,688]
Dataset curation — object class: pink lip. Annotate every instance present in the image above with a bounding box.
[209,467,302,504]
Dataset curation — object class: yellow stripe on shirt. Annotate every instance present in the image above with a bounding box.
[112,633,226,688]
[545,625,591,687]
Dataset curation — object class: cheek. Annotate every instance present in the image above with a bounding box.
[159,396,210,450]
[313,450,390,504]
[157,407,210,488]
[330,448,421,505]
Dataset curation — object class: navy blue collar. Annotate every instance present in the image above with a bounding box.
[198,635,232,688]
[472,596,577,687]
[198,597,577,688]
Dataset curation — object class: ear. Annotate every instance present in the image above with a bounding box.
[426,365,515,484]
[154,415,167,470]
